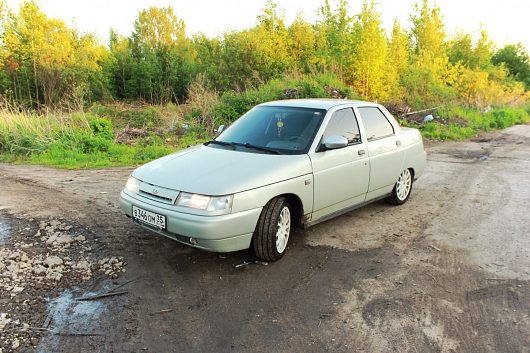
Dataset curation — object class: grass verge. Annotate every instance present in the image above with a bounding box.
[1,103,529,169]
[0,110,205,169]
[402,105,530,140]
[421,106,530,140]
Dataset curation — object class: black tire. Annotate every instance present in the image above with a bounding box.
[252,196,291,262]
[387,168,413,205]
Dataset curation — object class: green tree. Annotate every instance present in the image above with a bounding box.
[121,6,194,103]
[403,0,454,107]
[107,30,136,99]
[411,0,445,57]
[1,1,108,107]
[492,43,530,90]
[215,1,292,91]
[0,0,9,92]
[448,30,493,70]
[314,0,352,79]
[473,30,494,70]
[257,0,284,32]
[191,34,224,89]
[254,0,292,77]
[448,32,473,66]
[349,1,389,100]
[387,20,410,99]
[132,6,186,51]
[287,14,316,73]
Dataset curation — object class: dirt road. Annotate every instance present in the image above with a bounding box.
[1,125,529,353]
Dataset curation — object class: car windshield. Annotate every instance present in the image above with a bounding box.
[212,106,326,155]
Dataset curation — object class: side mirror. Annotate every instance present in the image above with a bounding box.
[323,135,348,150]
[216,125,225,134]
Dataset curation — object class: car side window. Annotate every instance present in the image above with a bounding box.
[358,107,395,141]
[322,108,361,145]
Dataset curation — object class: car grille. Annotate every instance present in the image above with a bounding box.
[137,181,179,205]
[139,190,173,203]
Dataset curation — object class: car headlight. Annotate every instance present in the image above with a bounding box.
[125,176,140,193]
[176,192,233,211]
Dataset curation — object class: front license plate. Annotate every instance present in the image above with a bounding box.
[132,206,166,229]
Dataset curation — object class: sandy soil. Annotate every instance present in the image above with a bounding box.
[0,125,529,353]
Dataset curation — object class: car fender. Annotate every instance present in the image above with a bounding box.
[231,173,314,220]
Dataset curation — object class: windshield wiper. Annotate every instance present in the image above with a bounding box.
[231,142,281,155]
[204,140,236,150]
[205,140,280,154]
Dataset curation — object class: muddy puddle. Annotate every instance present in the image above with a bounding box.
[37,288,109,352]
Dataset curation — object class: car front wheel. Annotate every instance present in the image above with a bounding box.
[252,196,291,261]
[388,168,413,205]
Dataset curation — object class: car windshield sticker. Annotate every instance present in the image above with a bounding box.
[277,117,284,137]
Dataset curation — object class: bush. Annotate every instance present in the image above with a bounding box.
[1,129,49,155]
[186,74,220,133]
[88,116,114,140]
[79,135,112,153]
[127,107,161,129]
[212,74,353,124]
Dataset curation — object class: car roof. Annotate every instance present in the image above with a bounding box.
[258,99,379,110]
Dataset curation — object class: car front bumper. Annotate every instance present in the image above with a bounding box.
[119,191,261,252]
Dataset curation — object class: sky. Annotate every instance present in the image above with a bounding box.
[4,0,530,51]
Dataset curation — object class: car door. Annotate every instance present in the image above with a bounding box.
[357,106,404,200]
[309,107,370,221]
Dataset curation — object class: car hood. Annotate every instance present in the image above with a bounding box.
[132,145,312,195]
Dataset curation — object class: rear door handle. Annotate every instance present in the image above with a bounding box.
[358,150,366,156]
[396,140,402,147]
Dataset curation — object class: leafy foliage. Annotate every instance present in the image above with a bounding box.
[0,1,108,108]
[492,44,530,90]
[212,74,353,123]
[0,0,529,169]
[0,0,528,110]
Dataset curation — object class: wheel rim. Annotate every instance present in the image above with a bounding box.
[396,169,412,201]
[276,206,291,253]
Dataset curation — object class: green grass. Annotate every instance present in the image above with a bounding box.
[1,102,529,169]
[0,110,205,169]
[0,144,174,169]
[416,105,530,140]
[36,144,172,169]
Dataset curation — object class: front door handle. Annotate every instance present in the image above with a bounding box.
[358,150,366,156]
[396,140,402,147]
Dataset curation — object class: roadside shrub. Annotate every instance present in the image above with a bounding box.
[137,133,164,147]
[127,107,161,129]
[186,74,220,133]
[88,116,114,140]
[1,128,49,154]
[213,74,353,124]
[79,135,112,153]
[88,103,120,119]
[491,108,528,129]
[0,112,58,154]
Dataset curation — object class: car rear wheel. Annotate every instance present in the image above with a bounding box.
[252,196,291,261]
[388,168,413,205]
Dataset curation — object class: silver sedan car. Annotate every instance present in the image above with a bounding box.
[119,99,426,261]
